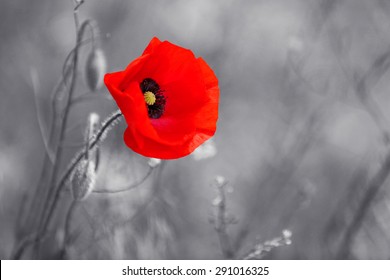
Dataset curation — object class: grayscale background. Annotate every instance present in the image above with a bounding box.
[1,0,390,259]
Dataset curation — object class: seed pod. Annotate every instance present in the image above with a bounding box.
[85,48,106,91]
[71,159,96,201]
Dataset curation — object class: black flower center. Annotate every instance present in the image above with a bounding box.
[140,78,166,119]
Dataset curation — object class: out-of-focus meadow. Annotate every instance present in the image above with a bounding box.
[2,0,390,259]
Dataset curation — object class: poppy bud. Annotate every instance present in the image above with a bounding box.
[70,159,96,201]
[85,48,106,91]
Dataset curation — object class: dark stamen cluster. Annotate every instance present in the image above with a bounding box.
[140,78,166,119]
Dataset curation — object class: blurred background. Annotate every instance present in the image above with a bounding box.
[2,0,390,259]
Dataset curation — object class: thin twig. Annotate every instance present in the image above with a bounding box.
[36,1,85,243]
[77,162,166,257]
[337,151,390,258]
[13,110,122,259]
[20,72,70,235]
[211,178,234,259]
[62,20,99,81]
[70,92,112,106]
[93,167,154,194]
[11,231,53,260]
[41,110,123,234]
[59,200,79,259]
[15,2,86,257]
[241,230,292,260]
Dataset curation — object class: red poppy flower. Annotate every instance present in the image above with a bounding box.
[104,37,219,159]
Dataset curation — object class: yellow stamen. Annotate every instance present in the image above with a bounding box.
[144,91,156,105]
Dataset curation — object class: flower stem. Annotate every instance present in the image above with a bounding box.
[41,110,123,234]
[11,110,123,259]
[337,151,390,258]
[59,200,78,259]
[93,167,154,194]
[213,181,234,259]
[35,2,84,249]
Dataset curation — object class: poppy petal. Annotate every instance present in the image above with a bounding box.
[104,38,220,159]
[194,57,219,134]
[142,37,162,56]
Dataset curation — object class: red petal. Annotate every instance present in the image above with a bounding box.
[104,38,220,159]
[142,37,162,55]
[194,57,219,135]
[118,54,150,91]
